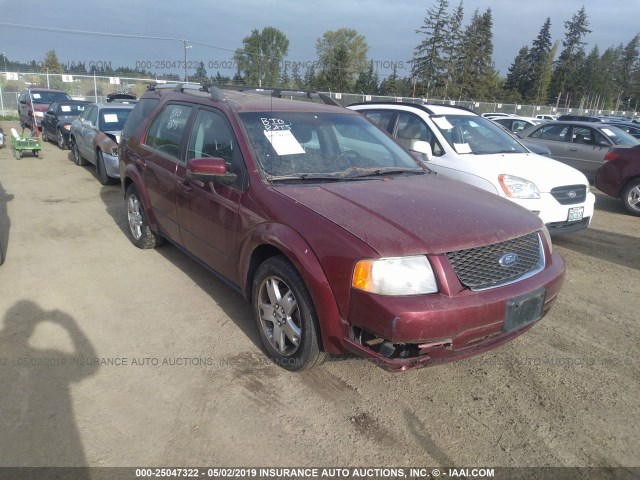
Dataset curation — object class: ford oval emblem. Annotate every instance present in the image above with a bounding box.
[567,190,577,199]
[499,253,519,267]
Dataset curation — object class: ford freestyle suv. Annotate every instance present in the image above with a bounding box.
[348,103,596,235]
[119,84,565,371]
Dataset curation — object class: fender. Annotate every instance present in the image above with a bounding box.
[239,223,346,354]
[122,165,162,234]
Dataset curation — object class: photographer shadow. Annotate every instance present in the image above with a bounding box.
[0,301,98,473]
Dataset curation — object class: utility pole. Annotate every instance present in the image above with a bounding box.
[183,40,191,82]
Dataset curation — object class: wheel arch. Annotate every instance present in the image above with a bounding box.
[240,225,345,354]
[122,167,161,233]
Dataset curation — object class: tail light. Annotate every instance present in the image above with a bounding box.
[604,151,620,162]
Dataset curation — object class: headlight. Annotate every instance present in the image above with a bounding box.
[352,256,438,295]
[63,124,71,131]
[498,174,541,199]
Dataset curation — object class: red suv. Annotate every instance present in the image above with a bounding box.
[18,88,72,130]
[119,84,565,371]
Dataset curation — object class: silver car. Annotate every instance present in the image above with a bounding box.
[69,103,134,185]
[518,121,640,180]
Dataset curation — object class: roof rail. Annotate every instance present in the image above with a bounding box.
[214,85,341,106]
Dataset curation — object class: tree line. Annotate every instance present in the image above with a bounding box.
[3,2,639,111]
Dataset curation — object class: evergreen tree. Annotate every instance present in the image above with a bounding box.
[549,7,591,106]
[194,61,208,82]
[291,62,303,89]
[354,61,379,94]
[526,17,553,104]
[303,64,317,89]
[459,8,495,100]
[504,46,530,100]
[280,63,291,88]
[42,50,64,74]
[411,0,450,96]
[444,0,465,98]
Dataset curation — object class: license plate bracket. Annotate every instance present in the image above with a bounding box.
[503,288,546,333]
[567,206,584,222]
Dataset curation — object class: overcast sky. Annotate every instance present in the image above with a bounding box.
[0,0,637,80]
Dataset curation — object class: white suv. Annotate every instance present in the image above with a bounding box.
[349,102,595,235]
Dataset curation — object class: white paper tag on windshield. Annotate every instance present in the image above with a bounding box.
[454,143,472,153]
[61,106,71,112]
[264,129,305,155]
[432,116,454,130]
[32,93,41,99]
[103,114,119,123]
[601,128,615,137]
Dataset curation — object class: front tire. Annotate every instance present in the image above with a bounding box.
[57,129,66,150]
[621,179,640,216]
[71,139,86,166]
[125,184,163,249]
[97,151,115,185]
[252,256,327,371]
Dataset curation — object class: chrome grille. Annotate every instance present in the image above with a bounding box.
[446,233,544,290]
[550,185,587,205]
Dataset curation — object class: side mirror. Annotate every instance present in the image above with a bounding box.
[410,140,433,162]
[187,157,237,186]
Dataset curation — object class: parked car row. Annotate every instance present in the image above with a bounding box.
[517,120,640,180]
[17,87,137,185]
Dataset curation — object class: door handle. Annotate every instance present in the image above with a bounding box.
[135,158,147,170]
[178,180,192,192]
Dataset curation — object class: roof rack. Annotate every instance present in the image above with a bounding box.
[213,85,341,106]
[146,82,340,106]
[147,82,227,102]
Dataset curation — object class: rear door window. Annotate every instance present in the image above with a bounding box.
[144,104,193,162]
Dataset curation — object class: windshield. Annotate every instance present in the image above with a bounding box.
[31,91,72,104]
[432,114,529,155]
[57,103,86,116]
[239,112,425,179]
[99,109,132,132]
[598,125,640,146]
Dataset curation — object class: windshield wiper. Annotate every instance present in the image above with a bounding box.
[265,166,426,183]
[338,166,426,178]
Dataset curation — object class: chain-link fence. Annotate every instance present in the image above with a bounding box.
[0,72,159,115]
[321,92,638,119]
[2,72,638,120]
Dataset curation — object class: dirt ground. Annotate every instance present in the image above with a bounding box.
[0,120,638,473]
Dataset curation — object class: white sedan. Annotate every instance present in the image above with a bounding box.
[348,102,595,235]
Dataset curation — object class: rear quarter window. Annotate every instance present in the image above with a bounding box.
[121,98,160,141]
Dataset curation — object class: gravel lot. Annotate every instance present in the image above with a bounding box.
[0,120,638,473]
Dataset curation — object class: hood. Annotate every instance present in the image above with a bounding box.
[33,104,49,112]
[466,152,589,192]
[274,174,542,256]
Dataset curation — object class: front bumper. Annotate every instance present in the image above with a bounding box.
[344,250,565,371]
[102,152,121,179]
[512,191,595,230]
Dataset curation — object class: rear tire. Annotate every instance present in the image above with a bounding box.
[125,184,163,249]
[621,179,640,216]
